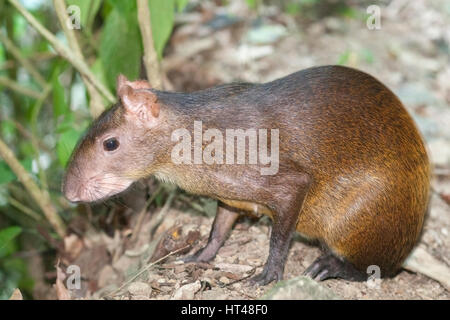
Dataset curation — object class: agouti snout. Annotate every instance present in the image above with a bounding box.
[63,66,430,285]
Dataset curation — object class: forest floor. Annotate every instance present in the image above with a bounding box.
[51,0,450,300]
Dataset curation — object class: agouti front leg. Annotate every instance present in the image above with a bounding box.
[250,173,311,285]
[183,204,240,263]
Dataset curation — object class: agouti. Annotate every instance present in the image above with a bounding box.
[62,65,430,285]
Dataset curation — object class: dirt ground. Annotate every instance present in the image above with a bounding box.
[54,0,449,300]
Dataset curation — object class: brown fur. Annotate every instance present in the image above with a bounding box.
[63,65,430,279]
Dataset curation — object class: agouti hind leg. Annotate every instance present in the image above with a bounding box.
[303,252,367,281]
[183,204,240,263]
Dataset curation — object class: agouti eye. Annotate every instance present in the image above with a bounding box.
[103,138,119,151]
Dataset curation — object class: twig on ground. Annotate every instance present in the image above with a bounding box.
[220,266,260,288]
[103,245,190,298]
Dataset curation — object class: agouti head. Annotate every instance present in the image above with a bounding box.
[62,75,165,202]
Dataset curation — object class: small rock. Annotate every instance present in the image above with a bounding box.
[203,269,214,276]
[428,138,450,166]
[262,276,340,300]
[219,276,230,284]
[128,282,152,297]
[171,281,202,300]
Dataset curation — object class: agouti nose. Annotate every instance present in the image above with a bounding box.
[65,190,80,203]
[62,180,81,203]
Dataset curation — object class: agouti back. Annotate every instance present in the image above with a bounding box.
[63,65,431,284]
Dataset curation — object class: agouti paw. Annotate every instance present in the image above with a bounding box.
[182,248,215,263]
[303,252,366,282]
[248,267,282,286]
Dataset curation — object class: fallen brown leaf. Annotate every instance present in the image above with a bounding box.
[149,225,200,262]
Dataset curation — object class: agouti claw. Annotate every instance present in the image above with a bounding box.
[248,268,281,286]
[182,247,215,263]
[303,252,367,282]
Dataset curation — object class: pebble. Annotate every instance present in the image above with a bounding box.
[219,276,230,284]
[128,282,151,297]
[171,281,202,300]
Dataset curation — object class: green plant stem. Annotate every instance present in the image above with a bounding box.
[11,119,52,154]
[0,136,66,238]
[137,0,163,89]
[0,76,42,99]
[8,0,115,104]
[8,196,43,221]
[30,85,52,192]
[52,0,105,117]
[0,32,47,88]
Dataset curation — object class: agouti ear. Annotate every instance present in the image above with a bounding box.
[119,84,160,126]
[116,74,129,94]
[116,74,151,92]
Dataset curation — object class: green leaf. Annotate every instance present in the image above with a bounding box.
[175,0,189,12]
[0,158,32,185]
[91,58,109,93]
[13,13,27,39]
[0,185,8,206]
[285,3,301,15]
[360,48,374,64]
[0,162,15,185]
[107,0,137,14]
[55,113,75,133]
[57,127,83,167]
[337,50,350,65]
[66,0,102,30]
[99,8,142,89]
[0,120,16,143]
[0,227,22,252]
[246,0,258,9]
[0,41,5,65]
[51,64,69,121]
[149,0,175,59]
